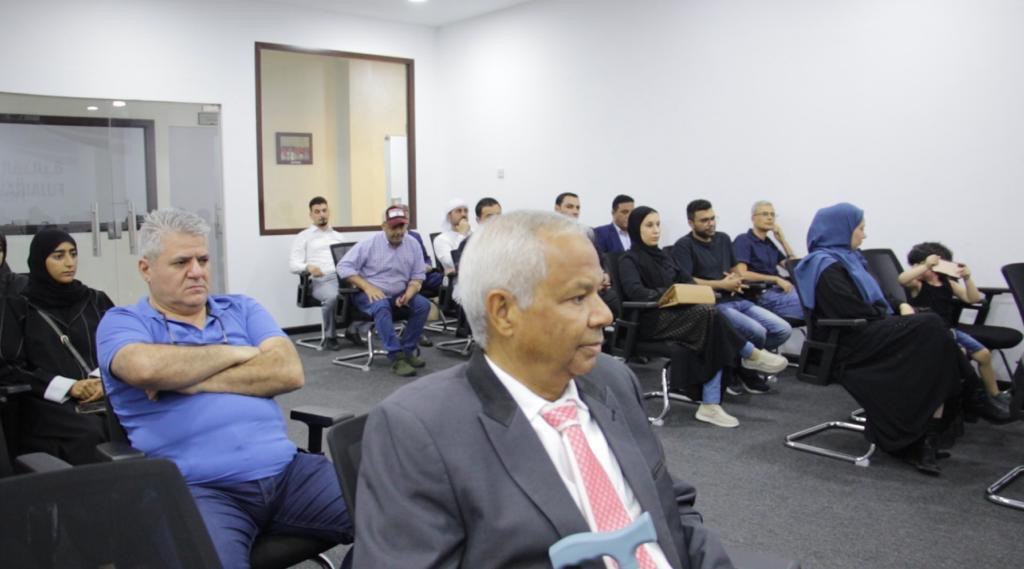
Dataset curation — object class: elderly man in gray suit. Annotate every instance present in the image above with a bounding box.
[354,210,735,569]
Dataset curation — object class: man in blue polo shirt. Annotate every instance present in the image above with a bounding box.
[97,209,351,568]
[732,200,802,320]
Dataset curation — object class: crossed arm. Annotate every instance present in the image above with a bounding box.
[110,336,304,398]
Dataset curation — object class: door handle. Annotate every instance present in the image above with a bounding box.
[127,200,138,255]
[90,203,101,257]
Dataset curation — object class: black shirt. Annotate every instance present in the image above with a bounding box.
[908,277,956,327]
[671,233,736,282]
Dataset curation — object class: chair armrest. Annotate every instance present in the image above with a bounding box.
[621,301,660,310]
[0,383,30,403]
[338,287,360,295]
[15,452,74,473]
[978,286,1010,297]
[291,406,354,454]
[816,318,868,328]
[96,441,147,462]
[291,406,354,429]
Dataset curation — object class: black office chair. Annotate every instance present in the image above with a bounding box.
[0,457,223,569]
[428,231,459,320]
[0,382,30,477]
[97,399,351,569]
[783,259,875,467]
[863,248,1022,380]
[433,248,475,356]
[985,262,1024,510]
[326,414,368,521]
[329,242,412,372]
[295,271,340,351]
[605,252,701,426]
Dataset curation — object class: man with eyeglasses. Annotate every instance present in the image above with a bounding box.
[97,209,352,568]
[732,200,802,320]
[672,199,792,394]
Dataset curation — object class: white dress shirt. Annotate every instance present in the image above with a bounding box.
[616,226,631,251]
[289,225,346,280]
[485,356,671,568]
[432,229,467,273]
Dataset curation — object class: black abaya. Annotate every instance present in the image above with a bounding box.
[813,264,962,452]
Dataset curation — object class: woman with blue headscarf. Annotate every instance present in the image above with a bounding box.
[794,203,963,476]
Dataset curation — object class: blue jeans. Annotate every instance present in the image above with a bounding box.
[702,370,723,404]
[756,287,803,321]
[953,329,985,355]
[717,299,792,350]
[189,452,353,569]
[353,292,430,359]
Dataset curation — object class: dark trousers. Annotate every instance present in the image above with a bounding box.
[189,452,352,569]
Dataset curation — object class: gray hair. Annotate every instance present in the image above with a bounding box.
[139,209,210,260]
[751,200,774,215]
[455,210,587,348]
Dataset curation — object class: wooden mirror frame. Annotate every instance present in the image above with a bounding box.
[255,42,416,235]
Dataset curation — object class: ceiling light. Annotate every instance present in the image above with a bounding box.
[112,100,127,108]
[409,0,428,3]
[86,105,99,111]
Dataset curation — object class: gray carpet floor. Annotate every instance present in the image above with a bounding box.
[280,330,1024,569]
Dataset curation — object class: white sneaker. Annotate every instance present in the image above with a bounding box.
[741,350,788,374]
[695,404,739,428]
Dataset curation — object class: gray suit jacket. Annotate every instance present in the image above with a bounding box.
[353,352,734,569]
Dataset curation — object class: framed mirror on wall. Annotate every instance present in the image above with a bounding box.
[255,42,416,235]
[0,92,227,305]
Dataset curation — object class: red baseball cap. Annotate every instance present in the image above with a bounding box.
[384,205,409,227]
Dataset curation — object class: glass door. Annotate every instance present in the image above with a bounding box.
[0,92,225,306]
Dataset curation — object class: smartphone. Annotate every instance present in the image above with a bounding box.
[75,400,106,414]
[932,259,962,278]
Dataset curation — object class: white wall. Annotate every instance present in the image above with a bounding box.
[0,0,443,328]
[4,0,1023,371]
[438,0,1024,374]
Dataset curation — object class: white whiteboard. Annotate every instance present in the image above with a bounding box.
[385,134,408,206]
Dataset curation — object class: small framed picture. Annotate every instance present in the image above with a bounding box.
[276,132,312,165]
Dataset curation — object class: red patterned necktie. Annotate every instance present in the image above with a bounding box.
[541,400,657,569]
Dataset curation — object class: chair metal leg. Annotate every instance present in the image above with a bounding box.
[849,408,867,424]
[986,466,1024,510]
[295,322,330,351]
[332,326,381,372]
[332,323,408,372]
[436,336,475,356]
[785,420,876,467]
[311,552,336,569]
[423,299,451,334]
[641,363,696,427]
[996,349,1014,381]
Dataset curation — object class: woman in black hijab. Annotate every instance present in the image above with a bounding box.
[617,207,787,428]
[3,228,112,464]
[0,230,20,296]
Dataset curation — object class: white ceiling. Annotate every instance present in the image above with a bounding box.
[261,0,537,27]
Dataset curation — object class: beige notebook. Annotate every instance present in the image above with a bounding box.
[658,284,716,308]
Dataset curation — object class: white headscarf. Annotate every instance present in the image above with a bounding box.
[441,198,468,232]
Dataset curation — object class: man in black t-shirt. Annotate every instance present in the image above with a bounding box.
[672,200,792,393]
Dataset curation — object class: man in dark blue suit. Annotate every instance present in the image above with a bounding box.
[593,194,634,255]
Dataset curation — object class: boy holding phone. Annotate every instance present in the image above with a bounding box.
[898,242,1011,421]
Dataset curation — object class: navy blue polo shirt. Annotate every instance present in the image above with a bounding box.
[733,229,785,276]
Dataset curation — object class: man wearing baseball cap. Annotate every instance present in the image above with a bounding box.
[336,206,430,376]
